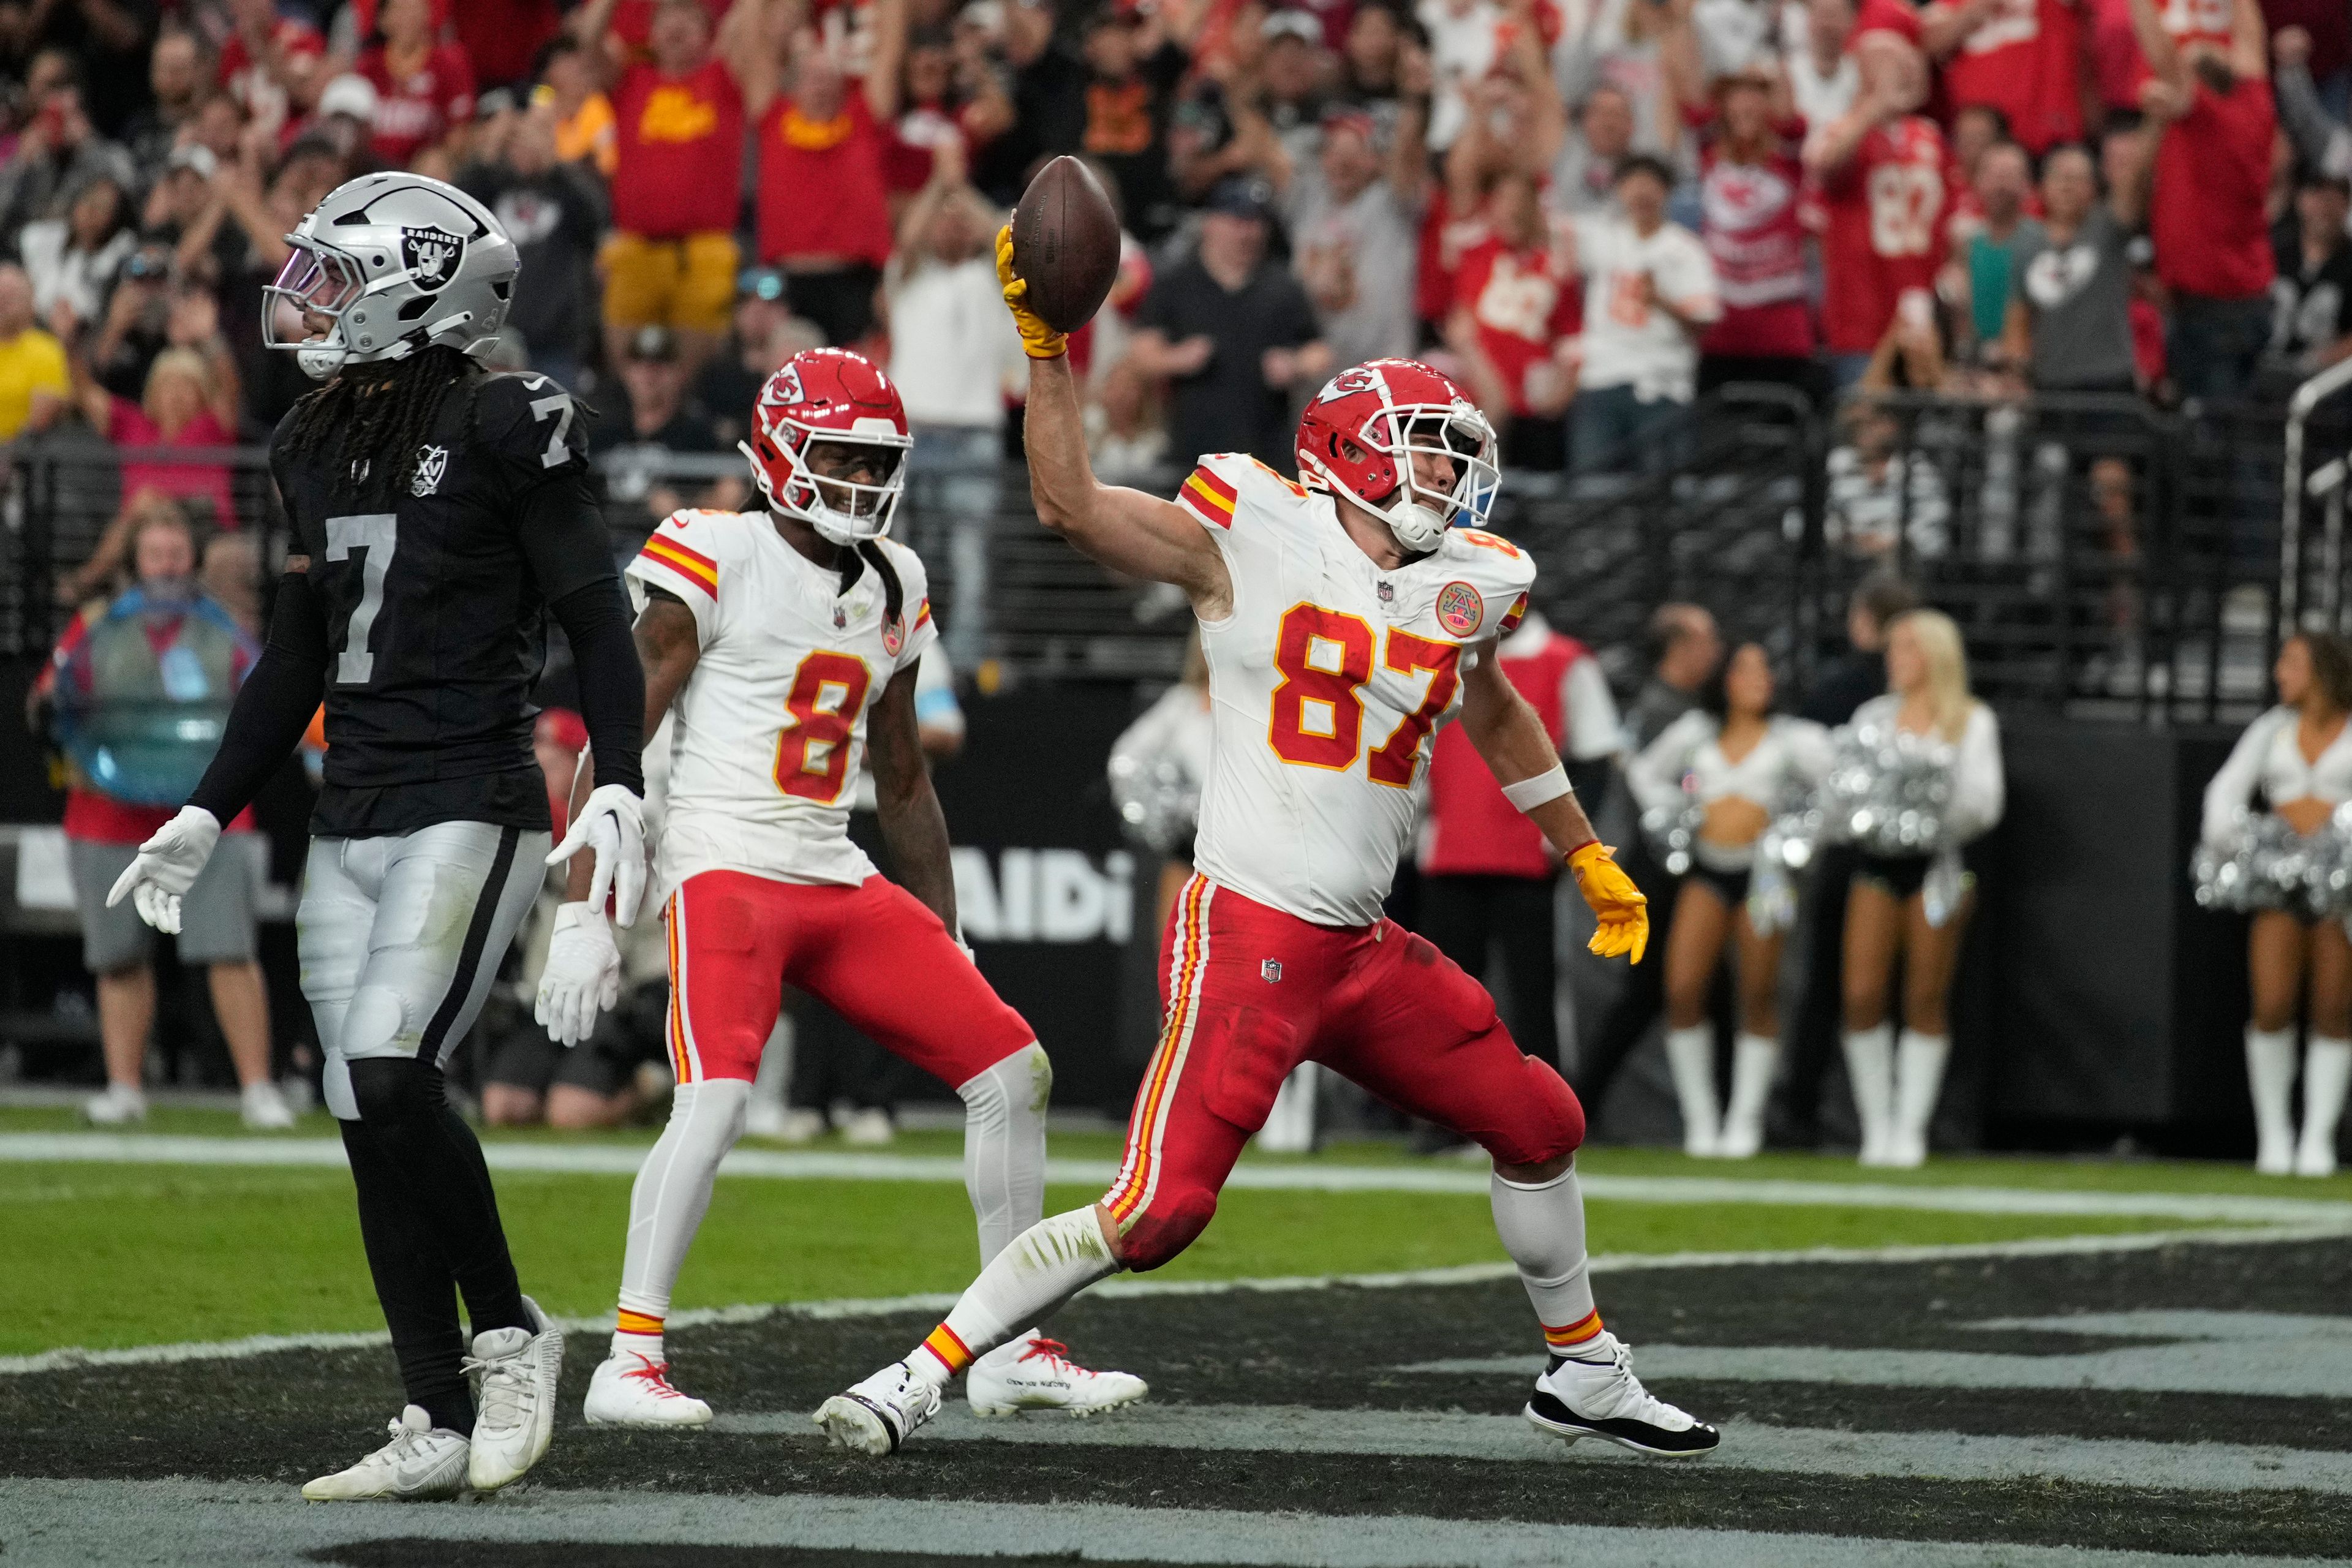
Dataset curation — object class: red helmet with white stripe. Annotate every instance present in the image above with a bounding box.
[739,349,913,546]
[1295,358,1501,553]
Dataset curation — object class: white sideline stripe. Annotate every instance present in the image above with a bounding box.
[4,1223,2343,1378]
[712,1401,2352,1496]
[9,1131,2352,1223]
[0,1479,2335,1568]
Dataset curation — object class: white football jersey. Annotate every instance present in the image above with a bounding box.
[625,510,936,897]
[1176,453,1538,926]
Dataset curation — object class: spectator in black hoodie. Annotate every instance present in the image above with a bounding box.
[459,99,606,392]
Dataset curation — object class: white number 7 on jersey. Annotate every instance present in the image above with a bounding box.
[529,394,575,469]
[325,512,397,685]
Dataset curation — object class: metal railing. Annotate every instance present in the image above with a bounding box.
[4,388,2337,723]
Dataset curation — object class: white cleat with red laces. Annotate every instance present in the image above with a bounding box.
[582,1350,714,1428]
[965,1333,1148,1418]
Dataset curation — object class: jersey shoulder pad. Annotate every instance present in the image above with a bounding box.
[630,508,754,606]
[1434,527,1536,639]
[1175,451,1310,532]
[472,370,589,478]
[872,534,932,596]
[1439,526,1537,592]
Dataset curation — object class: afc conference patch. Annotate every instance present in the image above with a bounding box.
[1435,580,1484,637]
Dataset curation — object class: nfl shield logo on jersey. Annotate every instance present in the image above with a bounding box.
[1436,581,1485,638]
[401,225,464,292]
[1261,959,1283,984]
[412,445,448,496]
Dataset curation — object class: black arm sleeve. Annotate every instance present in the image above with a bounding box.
[188,571,330,824]
[548,577,645,799]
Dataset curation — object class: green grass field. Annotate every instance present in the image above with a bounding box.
[8,1105,2345,1359]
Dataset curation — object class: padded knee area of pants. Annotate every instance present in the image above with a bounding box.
[1118,1189,1216,1273]
[347,1057,442,1128]
[959,1042,1054,1118]
[341,985,417,1062]
[1472,1054,1586,1167]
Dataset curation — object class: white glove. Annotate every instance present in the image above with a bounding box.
[105,805,222,935]
[536,902,622,1047]
[545,783,647,925]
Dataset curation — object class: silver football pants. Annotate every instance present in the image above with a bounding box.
[298,821,550,1121]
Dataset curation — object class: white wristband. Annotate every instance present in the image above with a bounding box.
[1501,763,1572,813]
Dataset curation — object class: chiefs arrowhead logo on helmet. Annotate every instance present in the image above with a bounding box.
[738,349,913,546]
[1295,358,1500,555]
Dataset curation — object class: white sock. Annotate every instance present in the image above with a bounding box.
[1256,1063,1320,1153]
[910,1207,1121,1389]
[615,1077,750,1346]
[2298,1036,2351,1171]
[612,1328,665,1362]
[956,1042,1052,1266]
[1720,1033,1778,1155]
[1663,1024,1721,1155]
[1892,1031,1950,1163]
[2246,1025,2299,1171]
[1841,1023,1895,1161]
[1490,1163,1602,1355]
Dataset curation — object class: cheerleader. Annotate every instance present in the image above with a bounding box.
[2199,632,2352,1177]
[1839,610,2005,1167]
[1629,644,1833,1156]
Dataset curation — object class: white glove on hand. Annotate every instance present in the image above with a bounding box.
[536,902,622,1047]
[545,783,647,925]
[105,805,222,935]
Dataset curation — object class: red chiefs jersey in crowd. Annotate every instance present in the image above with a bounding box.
[1942,0,2083,154]
[2151,77,2277,300]
[1453,234,1581,416]
[756,93,894,268]
[1817,116,1951,355]
[610,59,746,238]
[1419,620,1600,880]
[355,43,476,168]
[1697,137,1814,360]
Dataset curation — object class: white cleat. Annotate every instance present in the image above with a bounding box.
[967,1335,1148,1417]
[83,1084,146,1126]
[301,1406,469,1501]
[241,1080,297,1131]
[814,1361,940,1455]
[464,1295,564,1492]
[839,1107,895,1145]
[2296,1138,2339,1178]
[584,1350,714,1427]
[1524,1332,1721,1458]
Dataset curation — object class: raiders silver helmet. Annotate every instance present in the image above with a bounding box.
[264,172,519,381]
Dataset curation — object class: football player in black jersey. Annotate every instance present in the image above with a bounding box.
[105,173,647,1501]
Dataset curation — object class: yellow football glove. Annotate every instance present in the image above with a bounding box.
[995,224,1068,360]
[1567,842,1648,965]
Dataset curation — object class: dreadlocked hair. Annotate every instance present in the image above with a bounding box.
[852,539,905,631]
[278,345,481,507]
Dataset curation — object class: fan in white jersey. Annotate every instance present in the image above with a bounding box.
[809,233,1716,1461]
[538,349,1143,1425]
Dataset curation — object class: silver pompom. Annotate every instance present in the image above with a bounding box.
[1108,750,1200,858]
[1819,717,1955,858]
[1641,797,1707,877]
[2192,805,2352,919]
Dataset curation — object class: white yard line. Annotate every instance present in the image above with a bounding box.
[710,1401,2352,1494]
[6,1223,2344,1377]
[0,1479,2336,1568]
[7,1131,2351,1223]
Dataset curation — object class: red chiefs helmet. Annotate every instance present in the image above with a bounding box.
[739,349,913,545]
[1295,359,1500,553]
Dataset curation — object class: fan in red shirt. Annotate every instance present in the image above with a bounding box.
[745,7,907,350]
[583,0,762,370]
[1446,171,1580,470]
[1804,30,1950,381]
[1923,0,2083,154]
[217,0,326,138]
[355,0,477,169]
[1658,42,1815,390]
[2129,0,2275,400]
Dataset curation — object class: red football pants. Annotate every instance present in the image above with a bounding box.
[1102,875,1586,1270]
[663,870,1035,1087]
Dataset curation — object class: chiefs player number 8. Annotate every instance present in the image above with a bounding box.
[1267,605,1461,786]
[774,651,871,802]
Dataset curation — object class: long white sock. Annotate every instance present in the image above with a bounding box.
[1663,1024,1721,1156]
[1490,1164,1603,1357]
[956,1042,1051,1265]
[908,1207,1121,1389]
[1841,1023,1895,1163]
[1891,1031,1950,1166]
[1719,1033,1779,1158]
[614,1077,750,1358]
[2297,1036,2351,1175]
[2246,1025,2299,1174]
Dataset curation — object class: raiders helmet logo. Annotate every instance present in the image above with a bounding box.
[412,445,448,496]
[401,225,465,292]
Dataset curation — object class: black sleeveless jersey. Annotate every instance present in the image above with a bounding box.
[270,369,612,837]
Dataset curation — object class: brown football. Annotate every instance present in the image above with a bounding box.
[1010,156,1121,334]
